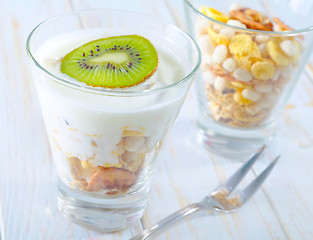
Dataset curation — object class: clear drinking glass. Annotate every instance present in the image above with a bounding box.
[26,9,200,231]
[184,0,313,158]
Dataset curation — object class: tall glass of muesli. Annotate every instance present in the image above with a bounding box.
[184,0,313,158]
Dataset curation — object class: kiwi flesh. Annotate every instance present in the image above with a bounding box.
[61,35,158,88]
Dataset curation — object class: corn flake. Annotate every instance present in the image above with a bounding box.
[229,34,261,63]
[200,6,229,23]
[266,38,289,66]
[233,90,253,105]
[230,81,248,89]
[233,55,261,70]
[251,60,276,80]
[207,27,229,45]
[229,34,252,56]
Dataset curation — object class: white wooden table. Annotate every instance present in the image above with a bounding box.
[1,0,313,239]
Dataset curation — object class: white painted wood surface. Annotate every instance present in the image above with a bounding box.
[1,0,313,239]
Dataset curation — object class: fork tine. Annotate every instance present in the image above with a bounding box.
[217,145,266,195]
[239,155,280,203]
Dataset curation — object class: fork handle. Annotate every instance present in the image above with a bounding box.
[129,202,208,240]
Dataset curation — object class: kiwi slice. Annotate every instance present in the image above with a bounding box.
[61,35,158,88]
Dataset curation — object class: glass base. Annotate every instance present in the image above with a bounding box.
[197,113,275,160]
[57,180,149,232]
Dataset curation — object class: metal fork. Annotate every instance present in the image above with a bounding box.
[130,145,280,240]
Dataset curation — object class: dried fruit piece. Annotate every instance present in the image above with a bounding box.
[229,9,273,31]
[122,151,144,173]
[200,6,229,23]
[87,167,137,192]
[61,35,158,88]
[251,60,276,80]
[266,38,289,66]
[272,17,293,31]
[69,157,96,177]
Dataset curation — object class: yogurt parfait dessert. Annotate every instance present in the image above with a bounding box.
[27,10,200,231]
[35,33,182,195]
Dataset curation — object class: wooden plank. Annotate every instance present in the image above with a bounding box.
[161,2,313,239]
[1,0,312,239]
[71,0,178,26]
[0,0,142,239]
[252,74,313,240]
[141,88,288,239]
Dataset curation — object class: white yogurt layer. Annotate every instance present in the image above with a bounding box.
[34,29,186,167]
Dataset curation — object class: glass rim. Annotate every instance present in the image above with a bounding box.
[184,0,313,35]
[26,8,201,97]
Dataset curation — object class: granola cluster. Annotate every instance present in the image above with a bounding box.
[53,127,155,195]
[196,4,302,127]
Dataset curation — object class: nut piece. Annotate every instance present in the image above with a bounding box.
[214,76,228,91]
[124,136,145,152]
[198,34,216,55]
[219,28,235,39]
[222,57,237,72]
[267,38,289,66]
[87,167,137,192]
[226,19,247,29]
[280,40,299,57]
[212,45,229,64]
[242,89,262,101]
[122,151,144,173]
[255,35,270,44]
[233,68,253,82]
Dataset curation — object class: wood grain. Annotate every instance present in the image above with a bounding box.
[0,0,313,239]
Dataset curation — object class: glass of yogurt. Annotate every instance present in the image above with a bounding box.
[184,0,313,159]
[26,9,200,231]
